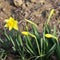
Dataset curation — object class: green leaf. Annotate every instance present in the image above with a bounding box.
[25,36,35,55]
[46,43,56,58]
[17,33,23,46]
[4,30,10,41]
[0,38,3,43]
[10,36,15,47]
[25,19,38,28]
[56,42,60,60]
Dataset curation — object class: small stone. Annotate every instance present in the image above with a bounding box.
[31,0,36,3]
[57,2,60,6]
[13,0,23,7]
[31,0,45,3]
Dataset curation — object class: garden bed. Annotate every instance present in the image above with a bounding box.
[0,0,60,60]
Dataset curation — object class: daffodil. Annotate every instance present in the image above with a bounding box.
[45,34,58,40]
[47,9,55,24]
[45,34,53,38]
[22,31,29,36]
[4,17,18,30]
[22,31,40,55]
[22,31,36,38]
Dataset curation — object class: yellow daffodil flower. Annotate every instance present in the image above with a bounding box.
[22,31,29,36]
[22,31,36,38]
[45,34,53,38]
[47,9,55,24]
[45,34,58,41]
[4,17,18,31]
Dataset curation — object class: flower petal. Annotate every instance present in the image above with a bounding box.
[4,24,8,27]
[9,26,13,31]
[13,25,18,30]
[4,19,9,22]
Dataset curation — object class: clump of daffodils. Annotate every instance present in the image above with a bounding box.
[4,17,18,30]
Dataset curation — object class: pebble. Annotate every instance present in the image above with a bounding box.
[13,0,23,7]
[31,0,45,3]
[57,2,60,6]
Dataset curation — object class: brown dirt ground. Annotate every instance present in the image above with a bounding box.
[0,0,60,60]
[0,0,60,32]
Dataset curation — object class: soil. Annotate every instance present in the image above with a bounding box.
[0,0,60,60]
[0,0,60,31]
